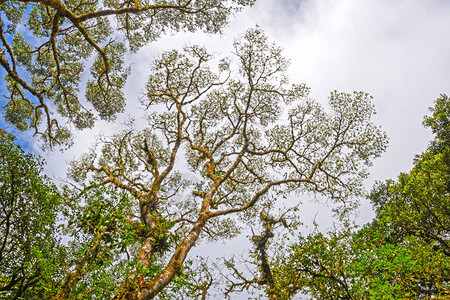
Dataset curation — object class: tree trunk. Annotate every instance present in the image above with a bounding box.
[114,211,210,299]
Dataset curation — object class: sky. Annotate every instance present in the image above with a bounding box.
[2,0,450,298]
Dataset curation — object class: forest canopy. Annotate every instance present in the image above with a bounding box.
[1,0,448,299]
[0,0,254,148]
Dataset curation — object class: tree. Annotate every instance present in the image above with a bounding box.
[67,28,387,299]
[370,94,450,258]
[0,0,254,148]
[245,95,450,300]
[54,186,148,300]
[220,210,301,300]
[0,138,64,299]
[423,94,450,191]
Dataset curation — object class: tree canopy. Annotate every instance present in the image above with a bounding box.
[0,26,389,299]
[7,0,445,299]
[0,0,254,148]
[0,138,64,299]
[67,28,387,299]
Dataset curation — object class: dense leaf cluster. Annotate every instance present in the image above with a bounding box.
[0,138,64,299]
[0,0,255,148]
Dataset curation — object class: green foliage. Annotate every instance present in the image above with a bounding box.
[0,0,255,148]
[424,94,450,149]
[0,140,65,299]
[0,141,160,299]
[371,94,450,257]
[2,76,34,131]
[371,153,450,256]
[423,94,450,191]
[272,223,449,299]
[60,186,142,298]
[0,127,14,142]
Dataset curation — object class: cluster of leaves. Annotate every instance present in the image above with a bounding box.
[424,94,450,168]
[58,186,140,299]
[0,137,65,299]
[0,0,255,148]
[0,138,185,299]
[270,223,448,299]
